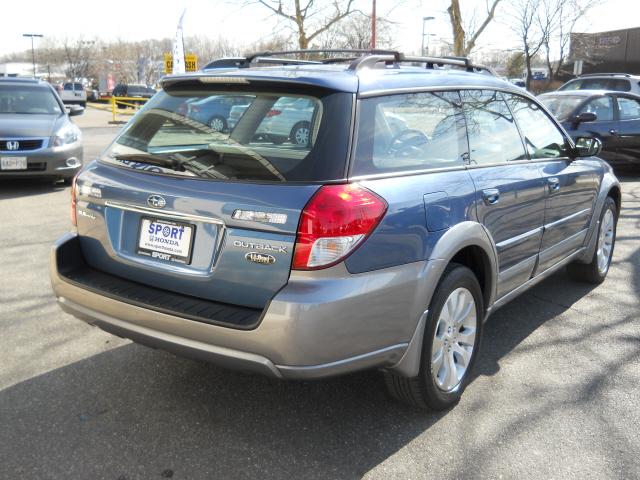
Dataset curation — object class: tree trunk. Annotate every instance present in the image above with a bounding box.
[447,0,465,56]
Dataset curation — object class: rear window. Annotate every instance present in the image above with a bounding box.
[0,84,61,115]
[64,83,83,91]
[101,88,352,182]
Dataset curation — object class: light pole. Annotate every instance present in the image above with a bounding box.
[23,33,44,78]
[421,17,435,56]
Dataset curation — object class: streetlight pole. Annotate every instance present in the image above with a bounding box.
[421,17,435,56]
[371,0,377,49]
[23,33,44,78]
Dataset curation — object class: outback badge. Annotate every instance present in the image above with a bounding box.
[245,252,276,265]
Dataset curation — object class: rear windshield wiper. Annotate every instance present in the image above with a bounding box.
[113,153,188,171]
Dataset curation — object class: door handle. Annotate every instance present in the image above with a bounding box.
[610,129,619,135]
[482,188,500,205]
[548,177,560,192]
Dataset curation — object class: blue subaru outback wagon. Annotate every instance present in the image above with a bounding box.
[50,50,620,410]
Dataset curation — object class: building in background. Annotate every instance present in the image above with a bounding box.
[0,62,35,77]
[570,27,640,75]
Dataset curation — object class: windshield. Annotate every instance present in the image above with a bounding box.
[538,95,585,121]
[0,85,62,115]
[101,88,352,182]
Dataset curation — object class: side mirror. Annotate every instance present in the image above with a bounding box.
[573,136,602,158]
[571,111,597,128]
[66,105,85,117]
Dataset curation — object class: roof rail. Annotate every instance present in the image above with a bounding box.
[396,54,495,75]
[578,72,632,78]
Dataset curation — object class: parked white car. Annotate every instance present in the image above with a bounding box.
[58,82,87,107]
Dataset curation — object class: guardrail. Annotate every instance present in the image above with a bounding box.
[108,96,149,124]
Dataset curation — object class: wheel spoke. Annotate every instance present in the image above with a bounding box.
[457,327,476,347]
[453,343,472,369]
[444,351,459,389]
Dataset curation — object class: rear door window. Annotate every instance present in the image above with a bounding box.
[617,96,640,120]
[102,89,352,182]
[461,90,527,164]
[352,91,465,176]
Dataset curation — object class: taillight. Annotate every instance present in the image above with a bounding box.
[265,109,281,117]
[292,184,387,270]
[190,105,200,113]
[70,175,78,226]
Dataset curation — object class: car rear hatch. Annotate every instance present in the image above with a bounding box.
[71,76,354,314]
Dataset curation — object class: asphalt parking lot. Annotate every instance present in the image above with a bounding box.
[1,108,639,479]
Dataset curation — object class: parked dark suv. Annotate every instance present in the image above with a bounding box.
[50,50,620,410]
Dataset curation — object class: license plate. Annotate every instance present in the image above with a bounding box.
[1,157,27,170]
[137,217,195,264]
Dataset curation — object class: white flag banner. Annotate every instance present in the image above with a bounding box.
[172,9,186,74]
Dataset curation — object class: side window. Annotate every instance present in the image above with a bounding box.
[559,80,582,91]
[579,97,614,121]
[608,79,631,92]
[504,93,568,159]
[352,91,465,175]
[617,97,640,120]
[461,90,527,164]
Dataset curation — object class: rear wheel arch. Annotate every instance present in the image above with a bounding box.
[608,185,621,215]
[449,245,493,316]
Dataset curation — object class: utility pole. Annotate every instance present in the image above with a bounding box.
[421,17,435,56]
[371,0,377,49]
[23,33,44,78]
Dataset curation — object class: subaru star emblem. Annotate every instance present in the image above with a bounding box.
[6,141,19,151]
[147,195,167,209]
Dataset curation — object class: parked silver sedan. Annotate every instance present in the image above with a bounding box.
[0,77,83,183]
[227,96,315,145]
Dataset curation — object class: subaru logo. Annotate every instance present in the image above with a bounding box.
[6,141,19,151]
[147,195,167,209]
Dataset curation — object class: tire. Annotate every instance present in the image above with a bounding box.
[208,115,227,132]
[385,263,484,410]
[290,121,311,146]
[568,196,617,284]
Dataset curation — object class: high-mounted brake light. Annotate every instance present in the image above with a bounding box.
[70,175,78,227]
[292,184,387,270]
[265,109,282,117]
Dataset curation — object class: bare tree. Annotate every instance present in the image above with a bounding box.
[541,0,600,83]
[509,0,560,89]
[316,12,396,50]
[247,0,358,49]
[447,0,502,56]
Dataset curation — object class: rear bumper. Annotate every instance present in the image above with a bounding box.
[51,233,435,379]
[0,143,83,179]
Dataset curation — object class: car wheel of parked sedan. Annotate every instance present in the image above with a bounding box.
[208,116,227,132]
[385,264,483,410]
[568,196,617,284]
[290,121,311,146]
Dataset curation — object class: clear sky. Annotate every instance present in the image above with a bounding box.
[2,0,639,58]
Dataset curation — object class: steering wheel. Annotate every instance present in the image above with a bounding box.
[387,129,429,155]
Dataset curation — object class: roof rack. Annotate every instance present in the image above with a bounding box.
[213,49,494,75]
[578,72,632,78]
[243,49,402,65]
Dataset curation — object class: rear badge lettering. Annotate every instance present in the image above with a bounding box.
[233,240,287,254]
[245,252,276,265]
